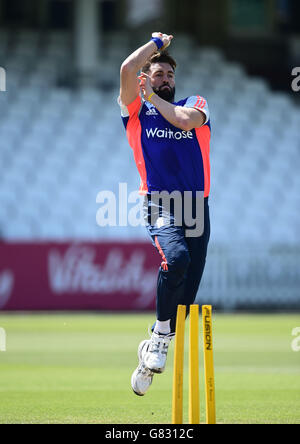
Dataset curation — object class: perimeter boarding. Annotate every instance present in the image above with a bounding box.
[172,305,216,424]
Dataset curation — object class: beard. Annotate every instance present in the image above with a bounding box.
[153,85,176,103]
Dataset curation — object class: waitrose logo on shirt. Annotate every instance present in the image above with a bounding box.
[145,127,194,140]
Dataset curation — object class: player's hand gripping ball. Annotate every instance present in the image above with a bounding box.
[152,32,173,51]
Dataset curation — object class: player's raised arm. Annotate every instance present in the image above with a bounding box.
[120,32,173,106]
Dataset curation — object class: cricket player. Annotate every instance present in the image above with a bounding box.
[119,33,211,396]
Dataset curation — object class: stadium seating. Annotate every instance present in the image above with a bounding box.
[0,30,300,245]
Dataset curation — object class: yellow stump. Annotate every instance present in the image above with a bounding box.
[189,304,200,424]
[202,305,216,424]
[172,305,186,424]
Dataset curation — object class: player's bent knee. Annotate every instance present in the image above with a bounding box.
[169,248,191,277]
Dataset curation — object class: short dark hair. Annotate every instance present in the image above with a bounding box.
[142,51,177,74]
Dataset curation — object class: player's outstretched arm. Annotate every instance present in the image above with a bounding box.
[120,33,173,107]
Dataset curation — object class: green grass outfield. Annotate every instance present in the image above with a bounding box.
[0,312,299,424]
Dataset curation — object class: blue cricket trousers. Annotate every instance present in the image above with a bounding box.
[144,194,211,334]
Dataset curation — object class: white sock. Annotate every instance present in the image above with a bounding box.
[154,320,171,335]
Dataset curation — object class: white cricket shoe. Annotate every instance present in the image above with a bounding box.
[143,332,173,374]
[131,340,154,396]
